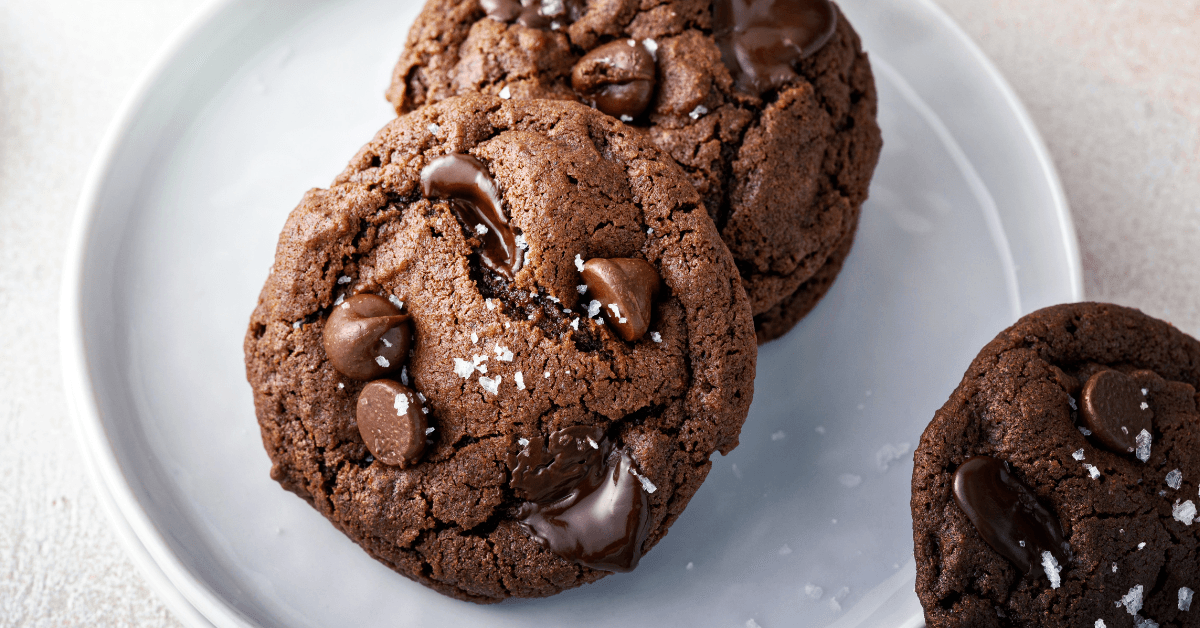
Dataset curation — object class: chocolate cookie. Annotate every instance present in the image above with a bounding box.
[912,303,1200,627]
[244,94,757,602]
[386,0,882,342]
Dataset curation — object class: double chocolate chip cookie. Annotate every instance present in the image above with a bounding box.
[912,303,1200,627]
[387,0,883,341]
[244,94,757,601]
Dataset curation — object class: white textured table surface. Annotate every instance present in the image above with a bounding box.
[0,0,1196,625]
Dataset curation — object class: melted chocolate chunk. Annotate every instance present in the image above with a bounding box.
[480,0,583,30]
[510,427,651,572]
[714,0,838,96]
[1080,369,1153,456]
[322,294,411,380]
[953,456,1069,577]
[356,379,429,467]
[581,258,661,341]
[421,154,524,279]
[571,40,656,120]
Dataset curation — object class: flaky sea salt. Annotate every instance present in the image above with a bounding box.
[620,115,633,122]
[576,284,587,295]
[1084,464,1101,479]
[515,234,528,250]
[471,332,478,344]
[689,105,708,119]
[1073,449,1086,460]
[571,318,579,330]
[337,382,344,390]
[386,294,403,310]
[381,338,392,348]
[485,298,496,310]
[1113,563,1118,572]
[1068,395,1078,410]
[650,331,662,343]
[1181,587,1194,611]
[453,358,475,378]
[375,356,391,368]
[479,375,501,394]
[472,354,488,373]
[1136,429,1152,462]
[518,437,529,447]
[1137,618,1159,628]
[494,344,514,361]
[393,393,409,415]
[575,254,585,272]
[1141,401,1150,410]
[1139,542,1146,550]
[1168,469,1183,489]
[1118,584,1144,615]
[498,85,511,99]
[515,372,525,390]
[428,123,440,136]
[543,371,550,379]
[425,426,435,434]
[1174,500,1196,525]
[338,275,351,284]
[587,300,601,318]
[642,38,658,58]
[1042,551,1062,589]
[1095,621,1106,628]
[475,224,489,235]
[1079,425,1092,436]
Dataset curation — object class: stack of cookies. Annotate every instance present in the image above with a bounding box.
[245,0,881,603]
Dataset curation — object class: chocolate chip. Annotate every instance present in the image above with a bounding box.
[1080,369,1153,456]
[356,379,428,467]
[714,0,838,96]
[580,258,661,341]
[571,40,656,120]
[953,456,1070,577]
[322,294,411,380]
[420,154,524,279]
[480,0,583,30]
[510,427,651,572]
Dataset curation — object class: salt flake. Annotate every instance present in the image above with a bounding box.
[689,105,709,119]
[642,38,658,58]
[1042,551,1062,588]
[388,295,404,310]
[376,356,391,368]
[498,85,511,99]
[1174,500,1196,525]
[428,123,440,136]
[1181,587,1194,611]
[587,300,601,318]
[475,224,489,235]
[1072,449,1086,460]
[1168,469,1183,489]
[479,375,501,394]
[1136,429,1152,462]
[494,344,514,361]
[393,393,410,415]
[1084,463,1101,479]
[1118,585,1144,615]
[575,254,585,272]
[453,358,475,378]
[1095,622,1106,628]
[1138,542,1147,550]
[650,331,662,343]
[486,298,496,310]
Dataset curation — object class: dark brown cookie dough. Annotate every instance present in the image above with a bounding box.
[386,0,882,341]
[244,94,757,602]
[912,303,1200,627]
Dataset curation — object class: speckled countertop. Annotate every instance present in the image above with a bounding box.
[0,0,1196,625]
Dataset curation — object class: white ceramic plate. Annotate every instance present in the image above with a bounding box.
[61,0,1082,626]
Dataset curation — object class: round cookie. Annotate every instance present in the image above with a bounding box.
[244,94,757,602]
[386,0,882,341]
[912,303,1200,627]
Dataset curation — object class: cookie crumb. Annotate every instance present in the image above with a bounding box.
[1173,500,1196,525]
[515,371,525,390]
[1168,469,1183,489]
[1118,585,1144,615]
[479,375,501,394]
[1181,587,1194,611]
[1072,449,1086,460]
[771,430,786,441]
[1041,551,1062,589]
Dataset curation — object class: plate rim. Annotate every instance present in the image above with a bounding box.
[58,0,1083,626]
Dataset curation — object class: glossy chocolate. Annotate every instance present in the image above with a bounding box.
[953,456,1069,576]
[1079,369,1153,455]
[421,154,524,279]
[480,0,583,31]
[571,40,656,120]
[581,258,662,341]
[322,294,411,380]
[356,379,428,467]
[714,0,838,96]
[510,427,651,572]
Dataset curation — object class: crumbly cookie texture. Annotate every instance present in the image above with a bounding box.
[244,95,757,602]
[913,303,1200,628]
[387,0,882,341]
